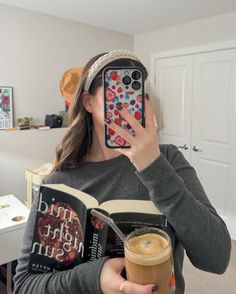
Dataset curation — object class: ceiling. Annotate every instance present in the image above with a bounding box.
[0,0,236,35]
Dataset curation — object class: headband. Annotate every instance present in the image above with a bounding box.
[84,49,142,91]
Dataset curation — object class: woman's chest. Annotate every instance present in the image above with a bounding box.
[70,166,150,204]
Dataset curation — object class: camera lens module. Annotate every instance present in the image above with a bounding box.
[132,70,141,80]
[122,75,132,85]
[132,81,141,90]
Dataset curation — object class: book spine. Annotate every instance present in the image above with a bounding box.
[83,209,109,262]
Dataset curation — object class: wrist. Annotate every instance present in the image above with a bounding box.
[133,150,161,172]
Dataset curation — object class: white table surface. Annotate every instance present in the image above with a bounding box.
[0,195,30,265]
[0,195,29,233]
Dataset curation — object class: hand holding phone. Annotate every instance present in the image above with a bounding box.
[103,67,145,148]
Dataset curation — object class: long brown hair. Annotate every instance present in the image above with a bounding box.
[52,53,148,171]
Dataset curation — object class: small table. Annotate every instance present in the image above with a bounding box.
[0,195,30,294]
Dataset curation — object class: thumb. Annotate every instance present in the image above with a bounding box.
[114,148,128,155]
[110,257,125,272]
[114,148,132,162]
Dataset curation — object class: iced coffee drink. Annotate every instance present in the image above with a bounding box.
[125,227,175,294]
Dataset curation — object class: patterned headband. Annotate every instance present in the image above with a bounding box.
[84,49,142,91]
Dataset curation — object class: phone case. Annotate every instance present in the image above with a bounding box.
[103,67,145,148]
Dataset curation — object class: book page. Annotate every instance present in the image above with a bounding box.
[43,184,98,209]
[99,199,162,215]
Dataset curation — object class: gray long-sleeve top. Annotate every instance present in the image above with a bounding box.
[13,144,231,294]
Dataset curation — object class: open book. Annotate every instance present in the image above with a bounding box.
[28,184,167,274]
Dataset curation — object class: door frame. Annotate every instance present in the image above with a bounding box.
[151,39,236,61]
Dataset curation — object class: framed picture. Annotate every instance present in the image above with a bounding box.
[0,86,13,129]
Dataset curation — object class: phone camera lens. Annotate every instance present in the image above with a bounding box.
[132,70,141,80]
[122,75,131,85]
[132,81,141,90]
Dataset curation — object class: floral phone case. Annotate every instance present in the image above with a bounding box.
[103,67,145,148]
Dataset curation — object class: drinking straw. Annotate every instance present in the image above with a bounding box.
[91,209,127,245]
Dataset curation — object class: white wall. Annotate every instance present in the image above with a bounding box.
[0,128,68,202]
[0,3,133,126]
[134,11,236,71]
[0,3,133,203]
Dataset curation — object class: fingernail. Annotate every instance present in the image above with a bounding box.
[151,285,159,293]
[105,118,111,124]
[145,93,150,100]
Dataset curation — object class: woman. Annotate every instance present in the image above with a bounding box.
[14,49,231,294]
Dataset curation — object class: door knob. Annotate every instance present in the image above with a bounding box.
[178,144,189,150]
[192,146,202,152]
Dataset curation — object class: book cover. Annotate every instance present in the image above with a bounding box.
[28,185,106,273]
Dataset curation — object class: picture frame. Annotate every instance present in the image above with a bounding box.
[0,86,13,129]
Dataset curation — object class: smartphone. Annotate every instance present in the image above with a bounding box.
[103,67,145,148]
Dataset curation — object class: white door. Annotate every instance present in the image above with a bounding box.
[155,56,193,161]
[191,49,236,218]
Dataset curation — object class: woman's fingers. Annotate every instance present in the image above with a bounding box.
[118,106,144,135]
[118,93,156,134]
[122,280,159,294]
[104,258,159,294]
[144,93,156,131]
[105,118,136,145]
[105,93,156,144]
[100,258,159,294]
